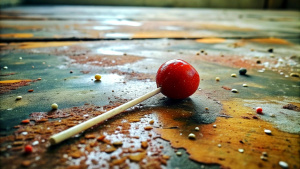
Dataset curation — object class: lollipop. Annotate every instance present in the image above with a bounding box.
[50,59,200,144]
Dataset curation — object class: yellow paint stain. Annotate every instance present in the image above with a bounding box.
[0,33,33,38]
[154,99,300,168]
[15,42,78,49]
[249,38,291,45]
[0,80,31,84]
[196,38,226,43]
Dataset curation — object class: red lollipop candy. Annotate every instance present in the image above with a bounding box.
[50,59,200,145]
[156,59,200,99]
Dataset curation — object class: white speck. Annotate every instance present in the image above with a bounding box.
[195,127,199,131]
[35,156,40,161]
[7,108,13,111]
[238,149,244,153]
[32,141,39,146]
[264,129,272,134]
[16,96,22,100]
[270,113,276,117]
[218,144,221,148]
[279,161,288,168]
[285,75,289,78]
[180,133,182,135]
[231,73,237,77]
[41,139,45,142]
[83,114,89,117]
[7,145,12,149]
[280,72,284,75]
[19,57,23,60]
[63,154,68,158]
[176,152,182,156]
[3,66,8,69]
[188,133,196,139]
[258,69,265,73]
[21,132,28,135]
[243,84,248,87]
[213,124,217,128]
[231,89,238,93]
[260,155,268,161]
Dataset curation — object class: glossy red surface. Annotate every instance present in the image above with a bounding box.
[156,59,200,99]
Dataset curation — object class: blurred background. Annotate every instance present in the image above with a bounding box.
[1,0,299,10]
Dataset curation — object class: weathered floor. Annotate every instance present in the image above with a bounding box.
[0,6,299,169]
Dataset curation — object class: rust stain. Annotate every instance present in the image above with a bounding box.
[195,38,226,43]
[154,99,300,168]
[0,33,33,38]
[0,80,34,94]
[249,38,291,45]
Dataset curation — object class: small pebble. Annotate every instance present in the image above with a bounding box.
[188,133,196,139]
[16,96,22,100]
[231,73,237,77]
[256,60,261,64]
[19,57,23,60]
[270,54,275,58]
[238,149,244,153]
[264,129,272,135]
[279,161,288,168]
[218,144,221,148]
[231,89,238,93]
[239,68,247,75]
[268,48,273,53]
[28,89,34,92]
[213,124,217,128]
[95,74,101,81]
[32,66,34,68]
[215,77,220,81]
[176,152,182,156]
[195,127,199,131]
[149,120,154,124]
[37,78,42,80]
[51,103,58,110]
[270,113,276,117]
[242,84,248,87]
[3,66,8,69]
[205,107,209,110]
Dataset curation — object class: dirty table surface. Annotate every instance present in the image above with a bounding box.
[0,6,299,169]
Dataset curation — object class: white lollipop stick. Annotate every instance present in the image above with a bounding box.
[49,87,161,145]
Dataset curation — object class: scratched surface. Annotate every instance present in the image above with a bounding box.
[0,6,300,169]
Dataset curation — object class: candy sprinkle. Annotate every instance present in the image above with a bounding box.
[188,133,196,139]
[238,149,244,153]
[279,161,288,168]
[51,103,58,110]
[256,107,263,114]
[95,74,102,81]
[16,96,22,100]
[264,129,272,135]
[231,89,238,93]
